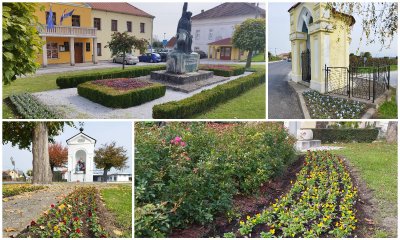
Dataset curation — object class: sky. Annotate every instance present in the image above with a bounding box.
[2,122,133,174]
[132,2,266,41]
[268,2,398,57]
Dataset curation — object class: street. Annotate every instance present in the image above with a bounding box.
[268,61,304,119]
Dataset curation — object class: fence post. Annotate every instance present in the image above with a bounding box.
[348,67,350,98]
[387,65,390,89]
[324,64,327,93]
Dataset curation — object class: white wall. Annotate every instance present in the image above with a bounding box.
[192,15,256,54]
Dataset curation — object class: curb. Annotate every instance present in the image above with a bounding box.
[288,81,310,119]
[361,108,375,119]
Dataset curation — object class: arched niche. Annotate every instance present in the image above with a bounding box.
[75,149,87,173]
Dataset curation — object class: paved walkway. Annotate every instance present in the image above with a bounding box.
[268,61,304,119]
[2,184,76,237]
[33,72,252,119]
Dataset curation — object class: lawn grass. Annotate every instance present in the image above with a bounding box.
[195,83,265,119]
[101,185,132,237]
[3,184,47,197]
[2,66,140,119]
[376,88,397,119]
[333,142,397,237]
[240,52,265,62]
[390,65,397,71]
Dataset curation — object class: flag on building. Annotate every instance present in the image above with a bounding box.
[60,9,75,25]
[46,6,55,30]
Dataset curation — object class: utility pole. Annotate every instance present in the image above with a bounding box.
[275,48,277,57]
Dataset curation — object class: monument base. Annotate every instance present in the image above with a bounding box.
[295,140,321,151]
[150,70,213,85]
[166,51,200,74]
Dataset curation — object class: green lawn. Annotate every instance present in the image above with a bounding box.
[2,66,140,118]
[375,88,397,119]
[333,143,397,237]
[195,83,265,119]
[240,53,265,62]
[101,185,132,237]
[390,65,397,71]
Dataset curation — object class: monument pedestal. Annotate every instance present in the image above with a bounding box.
[295,140,321,151]
[150,70,213,84]
[166,51,200,74]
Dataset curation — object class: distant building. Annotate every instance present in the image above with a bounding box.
[3,170,25,181]
[191,2,265,60]
[165,36,177,50]
[93,173,132,182]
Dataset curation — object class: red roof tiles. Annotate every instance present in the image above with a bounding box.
[87,2,154,18]
[208,37,232,46]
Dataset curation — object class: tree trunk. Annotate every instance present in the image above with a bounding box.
[246,50,253,68]
[32,122,52,184]
[122,52,125,70]
[102,168,108,182]
[386,121,397,144]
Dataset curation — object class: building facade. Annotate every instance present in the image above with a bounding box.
[36,3,97,66]
[66,128,96,183]
[35,2,153,66]
[88,2,154,61]
[191,2,265,60]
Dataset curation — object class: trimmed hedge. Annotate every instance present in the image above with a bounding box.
[77,81,166,108]
[8,93,59,119]
[56,65,165,88]
[152,70,265,118]
[312,128,379,143]
[199,65,245,77]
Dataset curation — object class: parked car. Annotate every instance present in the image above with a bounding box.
[287,58,292,62]
[157,51,168,62]
[195,50,207,59]
[138,53,161,63]
[112,53,139,65]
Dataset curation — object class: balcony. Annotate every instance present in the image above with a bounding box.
[38,25,97,38]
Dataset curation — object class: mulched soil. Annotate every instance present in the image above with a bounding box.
[92,78,152,91]
[168,154,378,238]
[168,156,305,238]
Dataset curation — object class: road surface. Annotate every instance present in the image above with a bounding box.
[268,61,304,119]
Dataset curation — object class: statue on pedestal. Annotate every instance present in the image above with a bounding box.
[176,3,192,54]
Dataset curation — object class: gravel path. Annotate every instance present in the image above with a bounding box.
[2,184,76,237]
[33,72,252,119]
[301,146,344,152]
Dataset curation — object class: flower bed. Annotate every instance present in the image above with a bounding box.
[135,122,296,237]
[77,79,166,108]
[3,184,48,198]
[7,93,60,119]
[18,187,108,238]
[303,90,367,119]
[199,64,245,77]
[225,151,357,238]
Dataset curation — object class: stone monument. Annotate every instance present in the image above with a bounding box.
[150,2,213,84]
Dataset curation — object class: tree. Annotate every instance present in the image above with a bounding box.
[232,18,265,68]
[48,142,68,173]
[94,142,128,182]
[328,3,397,50]
[363,52,372,59]
[27,169,33,177]
[152,40,164,49]
[386,121,397,144]
[106,31,148,70]
[3,122,73,184]
[3,3,44,84]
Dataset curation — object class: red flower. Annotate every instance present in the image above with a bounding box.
[30,220,36,226]
[74,217,79,221]
[88,211,92,217]
[76,228,81,233]
[51,204,55,208]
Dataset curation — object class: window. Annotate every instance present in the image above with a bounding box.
[127,21,132,32]
[94,18,101,30]
[111,20,118,31]
[86,42,90,52]
[45,12,56,26]
[97,43,102,56]
[72,15,80,27]
[195,30,200,40]
[140,23,145,33]
[46,43,58,59]
[208,29,213,40]
[63,42,69,52]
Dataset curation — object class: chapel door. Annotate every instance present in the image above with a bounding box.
[74,43,83,63]
[220,47,232,60]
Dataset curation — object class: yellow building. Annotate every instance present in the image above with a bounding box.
[288,3,355,92]
[208,38,248,61]
[36,3,97,66]
[35,2,154,66]
[88,2,154,61]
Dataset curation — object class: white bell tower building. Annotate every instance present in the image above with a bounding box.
[66,127,96,182]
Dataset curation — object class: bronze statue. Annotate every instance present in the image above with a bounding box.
[175,2,192,54]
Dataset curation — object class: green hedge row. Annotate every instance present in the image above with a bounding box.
[199,65,245,77]
[77,81,166,108]
[312,128,379,143]
[152,70,265,118]
[56,65,166,88]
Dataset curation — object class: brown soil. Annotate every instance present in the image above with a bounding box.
[168,156,305,238]
[168,154,380,238]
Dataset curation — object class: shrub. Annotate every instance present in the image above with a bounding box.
[199,65,246,77]
[77,80,166,108]
[56,65,165,88]
[312,128,379,143]
[152,70,265,118]
[134,122,296,237]
[8,93,60,119]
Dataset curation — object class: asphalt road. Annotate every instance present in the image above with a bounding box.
[268,61,304,119]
